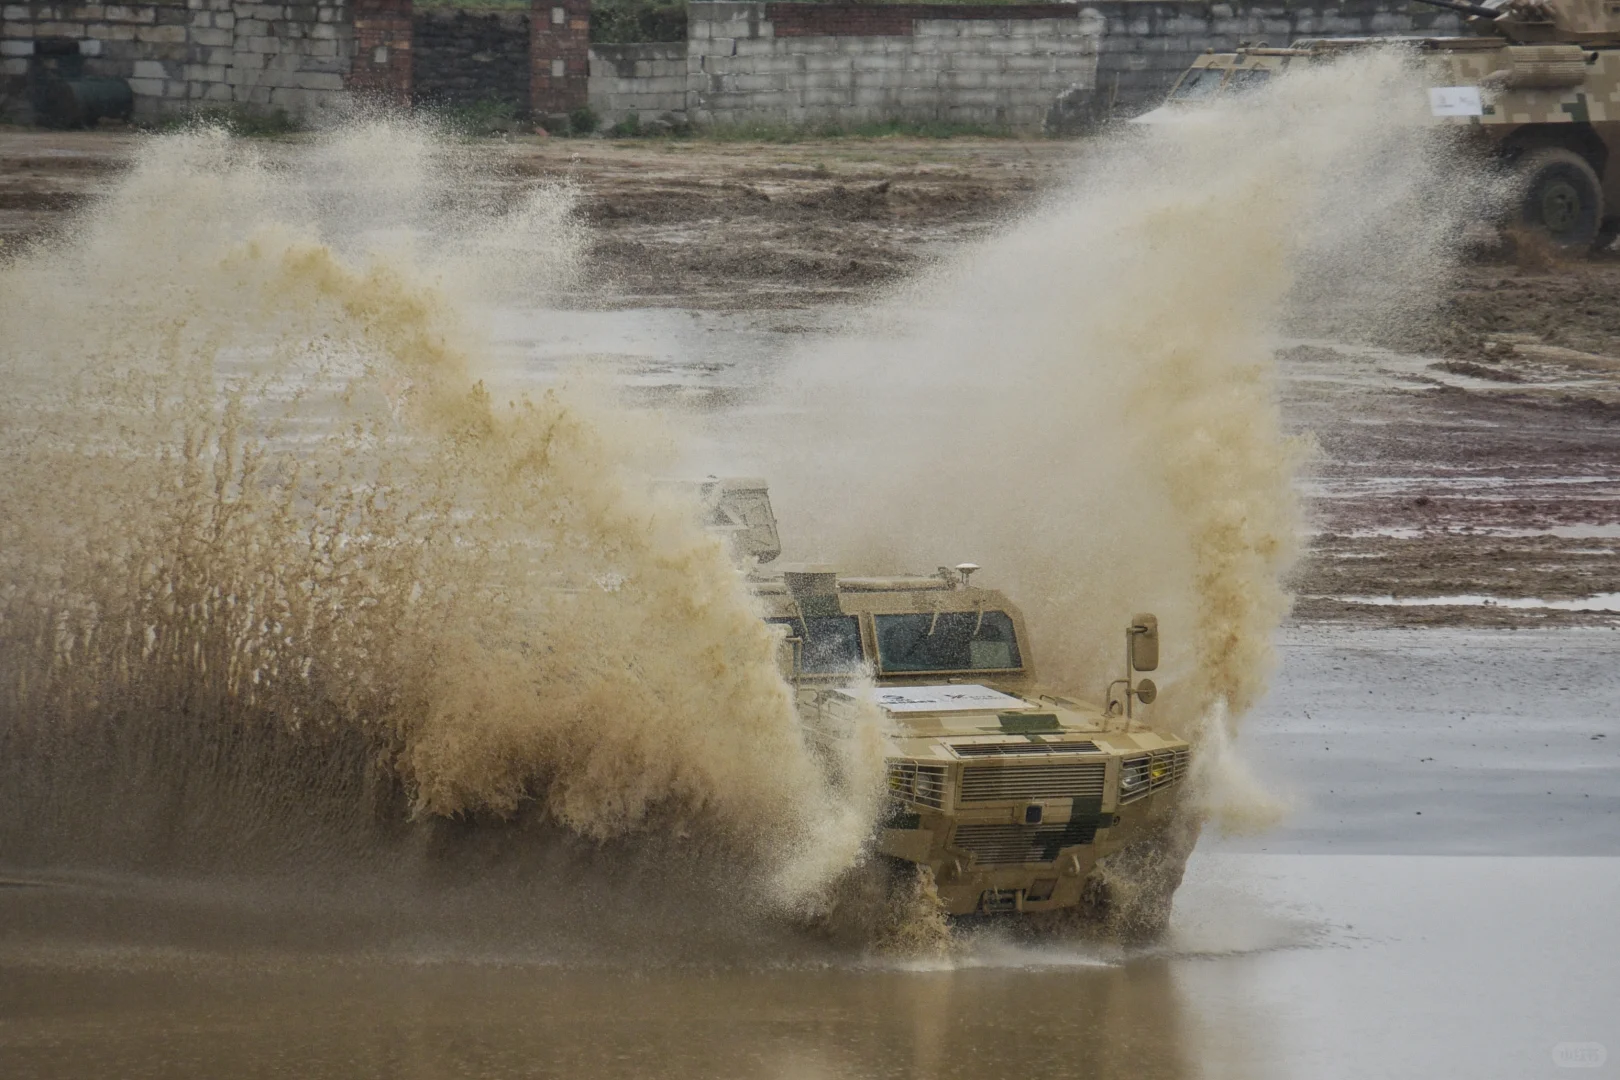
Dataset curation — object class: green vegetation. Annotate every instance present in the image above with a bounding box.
[412,0,528,10]
[793,0,1045,4]
[568,105,601,134]
[591,0,686,43]
[424,97,526,136]
[410,0,683,30]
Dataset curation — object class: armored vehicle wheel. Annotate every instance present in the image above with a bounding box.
[1516,148,1604,249]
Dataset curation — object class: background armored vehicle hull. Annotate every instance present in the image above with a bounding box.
[1148,0,1620,247]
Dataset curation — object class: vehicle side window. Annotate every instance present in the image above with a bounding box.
[1229,68,1273,92]
[1170,67,1227,101]
[766,615,864,674]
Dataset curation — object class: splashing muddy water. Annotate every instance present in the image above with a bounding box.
[0,124,885,916]
[745,51,1474,813]
[0,53,1478,948]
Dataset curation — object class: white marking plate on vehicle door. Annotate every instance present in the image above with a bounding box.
[868,685,1026,713]
[1429,86,1483,117]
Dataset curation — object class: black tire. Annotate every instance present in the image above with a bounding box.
[1516,147,1604,250]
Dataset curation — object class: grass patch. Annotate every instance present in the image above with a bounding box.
[422,97,529,137]
[592,0,687,43]
[569,105,601,134]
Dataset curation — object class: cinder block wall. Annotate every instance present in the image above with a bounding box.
[683,1,1101,130]
[0,0,360,123]
[586,0,1465,131]
[0,0,1468,129]
[587,41,685,121]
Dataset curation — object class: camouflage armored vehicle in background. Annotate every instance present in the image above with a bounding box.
[1147,0,1620,247]
[697,478,1193,926]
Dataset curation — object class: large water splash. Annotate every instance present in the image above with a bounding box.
[0,124,885,912]
[747,51,1474,788]
[0,52,1482,949]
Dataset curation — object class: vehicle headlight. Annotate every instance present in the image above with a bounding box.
[1120,756,1150,791]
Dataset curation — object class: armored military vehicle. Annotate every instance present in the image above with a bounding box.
[1146,0,1620,246]
[705,479,1193,923]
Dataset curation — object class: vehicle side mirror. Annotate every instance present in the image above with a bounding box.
[1130,613,1159,672]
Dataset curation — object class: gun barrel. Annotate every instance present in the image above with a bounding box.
[1412,0,1503,21]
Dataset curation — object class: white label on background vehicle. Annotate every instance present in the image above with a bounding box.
[1429,86,1484,117]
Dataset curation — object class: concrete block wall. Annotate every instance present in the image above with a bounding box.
[583,0,1468,131]
[0,0,359,123]
[0,0,1469,129]
[588,40,684,122]
[682,1,1101,130]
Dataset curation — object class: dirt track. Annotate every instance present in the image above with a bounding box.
[4,127,1617,627]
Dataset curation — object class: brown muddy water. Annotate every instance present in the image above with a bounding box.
[3,846,1616,1080]
[11,570,1613,1074]
[4,620,1616,1080]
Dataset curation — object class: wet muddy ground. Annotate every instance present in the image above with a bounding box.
[4,127,1617,626]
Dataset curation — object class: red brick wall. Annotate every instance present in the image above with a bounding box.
[531,0,590,115]
[350,0,414,101]
[764,3,1081,37]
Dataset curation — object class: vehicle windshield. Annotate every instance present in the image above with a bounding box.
[1169,66,1227,101]
[874,611,1023,674]
[767,615,864,674]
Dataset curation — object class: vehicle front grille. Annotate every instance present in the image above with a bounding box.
[959,761,1106,802]
[949,740,1100,758]
[886,761,947,809]
[1119,748,1191,804]
[952,822,1101,865]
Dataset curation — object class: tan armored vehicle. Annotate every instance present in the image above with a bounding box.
[1148,0,1620,246]
[699,478,1193,921]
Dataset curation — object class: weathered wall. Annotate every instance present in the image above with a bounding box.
[351,0,411,102]
[584,0,1466,131]
[587,40,684,121]
[530,0,586,114]
[0,0,359,123]
[682,2,1100,130]
[413,6,528,107]
[1,0,1469,129]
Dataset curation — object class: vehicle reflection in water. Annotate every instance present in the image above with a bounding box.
[7,851,1617,1079]
[0,909,1208,1080]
